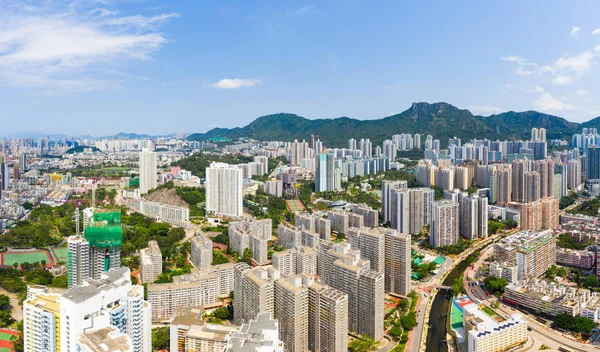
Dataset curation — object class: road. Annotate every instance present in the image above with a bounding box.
[409,291,430,352]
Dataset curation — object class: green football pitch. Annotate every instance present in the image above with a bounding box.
[2,251,51,267]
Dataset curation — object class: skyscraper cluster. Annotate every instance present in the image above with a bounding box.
[233,264,350,352]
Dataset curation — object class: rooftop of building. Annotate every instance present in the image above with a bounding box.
[187,321,239,341]
[62,267,130,304]
[77,326,132,352]
[464,303,526,339]
[27,292,60,313]
[585,294,600,311]
[171,306,204,327]
[517,233,554,254]
[227,312,280,352]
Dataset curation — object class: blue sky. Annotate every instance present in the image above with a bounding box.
[1,0,600,136]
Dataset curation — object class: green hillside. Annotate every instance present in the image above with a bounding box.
[188,102,593,147]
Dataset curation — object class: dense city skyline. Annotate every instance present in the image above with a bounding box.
[2,1,600,136]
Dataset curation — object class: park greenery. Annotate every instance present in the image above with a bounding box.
[0,203,77,248]
[175,152,253,178]
[66,165,134,178]
[554,313,596,333]
[212,250,230,265]
[559,193,578,210]
[206,305,233,323]
[557,233,591,250]
[349,335,378,352]
[483,276,508,295]
[432,238,471,255]
[245,191,293,229]
[385,291,419,351]
[568,195,600,217]
[120,211,185,258]
[545,265,568,278]
[0,295,14,327]
[411,255,437,279]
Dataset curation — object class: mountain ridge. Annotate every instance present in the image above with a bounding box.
[189,102,598,147]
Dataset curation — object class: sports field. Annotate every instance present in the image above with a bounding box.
[451,296,473,329]
[52,247,69,263]
[0,329,19,351]
[286,199,306,213]
[2,250,52,268]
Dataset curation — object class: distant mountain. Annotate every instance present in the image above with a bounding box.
[188,102,595,147]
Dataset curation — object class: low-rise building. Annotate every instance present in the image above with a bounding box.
[489,262,518,284]
[463,303,527,352]
[503,278,590,317]
[169,306,239,352]
[556,248,595,269]
[225,312,284,352]
[148,264,235,320]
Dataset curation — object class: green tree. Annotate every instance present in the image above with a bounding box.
[0,295,10,310]
[349,335,376,352]
[584,275,599,288]
[213,306,231,320]
[242,248,253,265]
[484,277,508,295]
[451,277,466,296]
[152,327,170,350]
[400,312,417,330]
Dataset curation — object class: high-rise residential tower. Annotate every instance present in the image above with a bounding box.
[139,150,157,194]
[205,162,243,218]
[430,200,459,247]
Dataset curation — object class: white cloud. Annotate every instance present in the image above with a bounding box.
[88,8,118,17]
[554,51,595,75]
[571,26,581,37]
[533,92,577,112]
[467,105,505,116]
[295,5,316,15]
[576,89,589,96]
[210,78,262,89]
[552,75,572,85]
[534,85,545,92]
[106,13,181,30]
[0,2,178,94]
[592,28,600,35]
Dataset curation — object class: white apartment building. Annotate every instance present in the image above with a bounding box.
[129,198,190,227]
[430,200,459,247]
[139,150,157,194]
[140,240,162,284]
[148,264,235,320]
[206,162,243,218]
[383,229,411,296]
[190,234,213,271]
[27,267,153,352]
[67,235,90,287]
[23,291,62,352]
[463,303,527,352]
